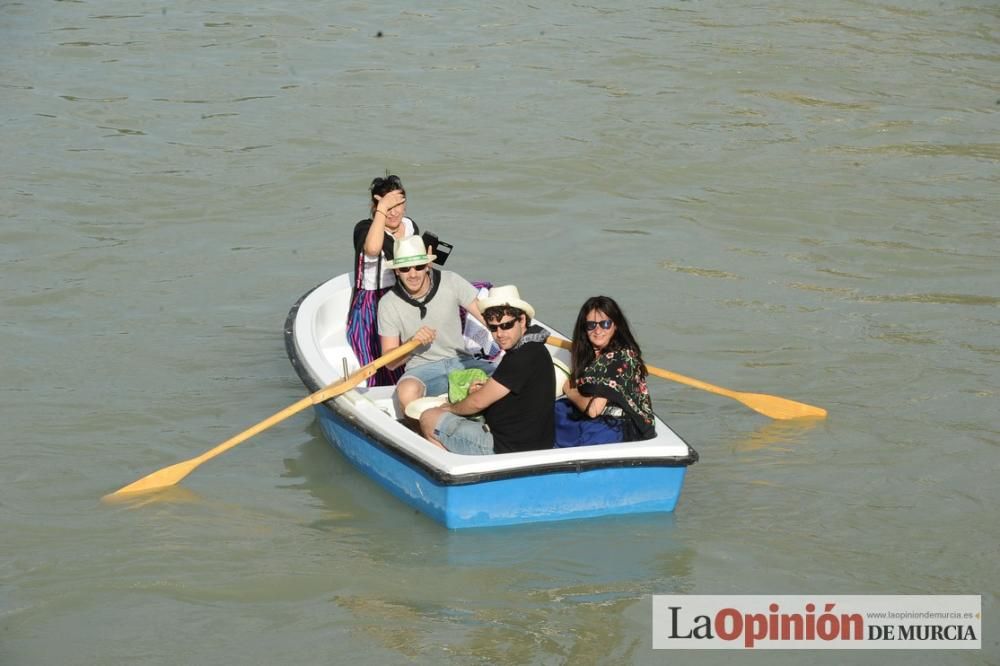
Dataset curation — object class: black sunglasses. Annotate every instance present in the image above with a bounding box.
[396,264,429,274]
[585,319,614,331]
[486,318,519,332]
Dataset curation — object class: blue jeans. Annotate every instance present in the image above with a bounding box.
[433,412,494,455]
[400,356,496,398]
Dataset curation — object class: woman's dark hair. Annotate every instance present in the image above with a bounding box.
[369,174,405,213]
[569,295,646,384]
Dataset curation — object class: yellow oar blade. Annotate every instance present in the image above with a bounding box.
[546,336,826,420]
[733,392,827,420]
[104,458,201,499]
[103,339,421,501]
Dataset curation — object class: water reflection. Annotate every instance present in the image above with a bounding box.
[101,483,204,509]
[730,416,824,453]
[283,426,696,660]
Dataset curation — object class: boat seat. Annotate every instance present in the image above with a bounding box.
[553,357,570,398]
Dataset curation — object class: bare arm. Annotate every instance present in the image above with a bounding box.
[362,190,406,257]
[562,380,608,418]
[464,299,486,326]
[379,335,404,370]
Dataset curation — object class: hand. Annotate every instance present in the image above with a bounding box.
[411,326,436,345]
[374,189,406,215]
[468,380,486,394]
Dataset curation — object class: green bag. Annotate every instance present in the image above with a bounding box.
[448,368,489,403]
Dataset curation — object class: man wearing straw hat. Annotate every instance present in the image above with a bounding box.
[419,285,555,455]
[377,235,495,414]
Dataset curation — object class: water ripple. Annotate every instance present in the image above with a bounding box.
[833,143,1000,160]
[661,261,739,279]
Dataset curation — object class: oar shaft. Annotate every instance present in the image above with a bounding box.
[646,366,737,399]
[190,339,420,465]
[544,335,825,420]
[191,394,317,465]
[106,338,422,498]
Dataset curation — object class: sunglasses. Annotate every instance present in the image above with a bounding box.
[396,264,429,274]
[585,319,614,331]
[486,318,519,332]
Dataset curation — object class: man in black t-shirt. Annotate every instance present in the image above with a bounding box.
[419,285,555,454]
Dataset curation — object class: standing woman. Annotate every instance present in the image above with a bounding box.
[556,296,656,445]
[347,174,419,386]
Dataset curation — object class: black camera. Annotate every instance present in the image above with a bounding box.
[421,231,452,265]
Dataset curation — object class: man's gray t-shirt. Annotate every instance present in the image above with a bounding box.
[377,270,479,368]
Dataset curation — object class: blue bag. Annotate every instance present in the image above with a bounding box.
[553,398,625,447]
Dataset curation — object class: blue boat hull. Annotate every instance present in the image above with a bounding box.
[314,402,688,529]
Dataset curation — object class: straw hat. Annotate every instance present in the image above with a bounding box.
[391,235,436,269]
[477,285,535,320]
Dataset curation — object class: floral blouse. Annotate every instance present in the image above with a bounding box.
[576,347,656,440]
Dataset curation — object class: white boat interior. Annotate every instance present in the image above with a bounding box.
[288,273,695,481]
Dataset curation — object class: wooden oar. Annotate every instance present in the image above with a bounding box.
[545,336,826,420]
[103,339,421,500]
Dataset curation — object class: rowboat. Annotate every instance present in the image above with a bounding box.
[284,273,698,529]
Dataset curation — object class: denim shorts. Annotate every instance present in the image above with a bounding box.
[434,412,494,455]
[399,356,496,398]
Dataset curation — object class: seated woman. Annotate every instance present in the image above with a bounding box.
[555,296,656,446]
[347,174,418,386]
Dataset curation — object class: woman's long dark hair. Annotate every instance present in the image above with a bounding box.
[369,174,405,215]
[569,295,647,385]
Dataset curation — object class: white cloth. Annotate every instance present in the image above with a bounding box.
[462,290,502,358]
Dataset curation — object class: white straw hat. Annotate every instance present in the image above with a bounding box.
[477,285,535,320]
[391,235,436,269]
